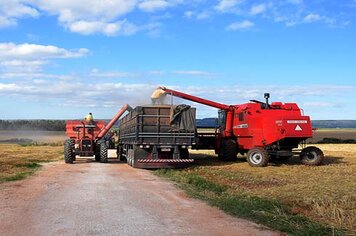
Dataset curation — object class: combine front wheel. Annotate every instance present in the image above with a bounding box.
[300,146,324,166]
[246,147,269,167]
[100,142,108,163]
[64,139,75,164]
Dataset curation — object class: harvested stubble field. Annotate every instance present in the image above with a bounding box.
[157,144,356,235]
[0,144,63,183]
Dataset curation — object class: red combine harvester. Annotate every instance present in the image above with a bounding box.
[64,104,129,164]
[157,86,324,167]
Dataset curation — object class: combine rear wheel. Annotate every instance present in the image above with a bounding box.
[300,146,324,166]
[218,139,238,161]
[64,139,75,164]
[100,142,108,163]
[247,147,269,167]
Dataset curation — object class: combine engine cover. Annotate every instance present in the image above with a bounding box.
[232,102,312,150]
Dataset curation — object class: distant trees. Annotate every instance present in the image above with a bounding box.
[0,120,66,131]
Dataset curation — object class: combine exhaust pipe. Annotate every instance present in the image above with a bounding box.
[97,104,131,139]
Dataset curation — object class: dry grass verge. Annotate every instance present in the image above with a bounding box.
[0,144,63,183]
[156,144,355,235]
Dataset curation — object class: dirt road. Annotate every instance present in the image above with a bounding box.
[0,159,280,236]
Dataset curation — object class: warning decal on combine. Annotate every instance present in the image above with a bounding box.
[295,125,302,131]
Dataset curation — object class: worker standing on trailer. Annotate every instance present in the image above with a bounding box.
[85,112,94,124]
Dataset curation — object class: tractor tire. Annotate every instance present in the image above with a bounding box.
[64,139,75,164]
[94,141,101,162]
[100,142,108,163]
[300,146,324,166]
[247,147,269,167]
[218,139,238,161]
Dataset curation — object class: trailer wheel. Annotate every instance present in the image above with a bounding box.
[218,139,237,161]
[100,142,108,163]
[247,147,269,167]
[300,146,324,166]
[64,139,75,164]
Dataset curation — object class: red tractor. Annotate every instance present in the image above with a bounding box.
[157,86,324,167]
[64,104,129,164]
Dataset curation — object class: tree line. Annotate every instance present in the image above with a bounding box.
[0,120,66,131]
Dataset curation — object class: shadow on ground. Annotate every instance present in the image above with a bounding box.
[189,153,346,167]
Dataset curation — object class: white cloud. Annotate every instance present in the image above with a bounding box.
[68,20,138,36]
[32,0,136,22]
[303,13,321,23]
[139,0,170,12]
[89,69,136,78]
[196,11,211,20]
[226,20,254,31]
[215,0,241,12]
[0,42,88,72]
[0,0,39,28]
[0,43,88,59]
[250,4,267,15]
[302,102,340,108]
[29,0,138,36]
[184,11,194,18]
[172,70,213,76]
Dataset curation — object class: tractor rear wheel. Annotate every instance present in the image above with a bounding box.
[100,142,108,163]
[218,139,238,161]
[300,146,324,166]
[94,142,101,162]
[247,147,269,167]
[64,139,75,164]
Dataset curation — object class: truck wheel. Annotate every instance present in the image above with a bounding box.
[218,139,237,161]
[100,142,108,163]
[300,146,324,166]
[117,146,125,161]
[64,139,75,164]
[247,147,269,167]
[180,148,189,159]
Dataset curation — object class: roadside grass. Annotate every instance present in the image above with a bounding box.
[156,144,355,235]
[0,144,63,183]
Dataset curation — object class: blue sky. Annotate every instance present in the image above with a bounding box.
[0,0,355,120]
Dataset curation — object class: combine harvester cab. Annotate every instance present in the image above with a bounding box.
[117,105,196,168]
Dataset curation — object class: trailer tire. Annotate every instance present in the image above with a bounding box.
[100,142,108,163]
[64,139,75,164]
[300,146,324,166]
[247,147,269,167]
[218,139,238,161]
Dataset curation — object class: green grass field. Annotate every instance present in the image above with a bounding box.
[156,144,356,235]
[0,144,63,183]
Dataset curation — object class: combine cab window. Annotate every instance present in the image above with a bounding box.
[238,112,244,121]
[218,110,226,129]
